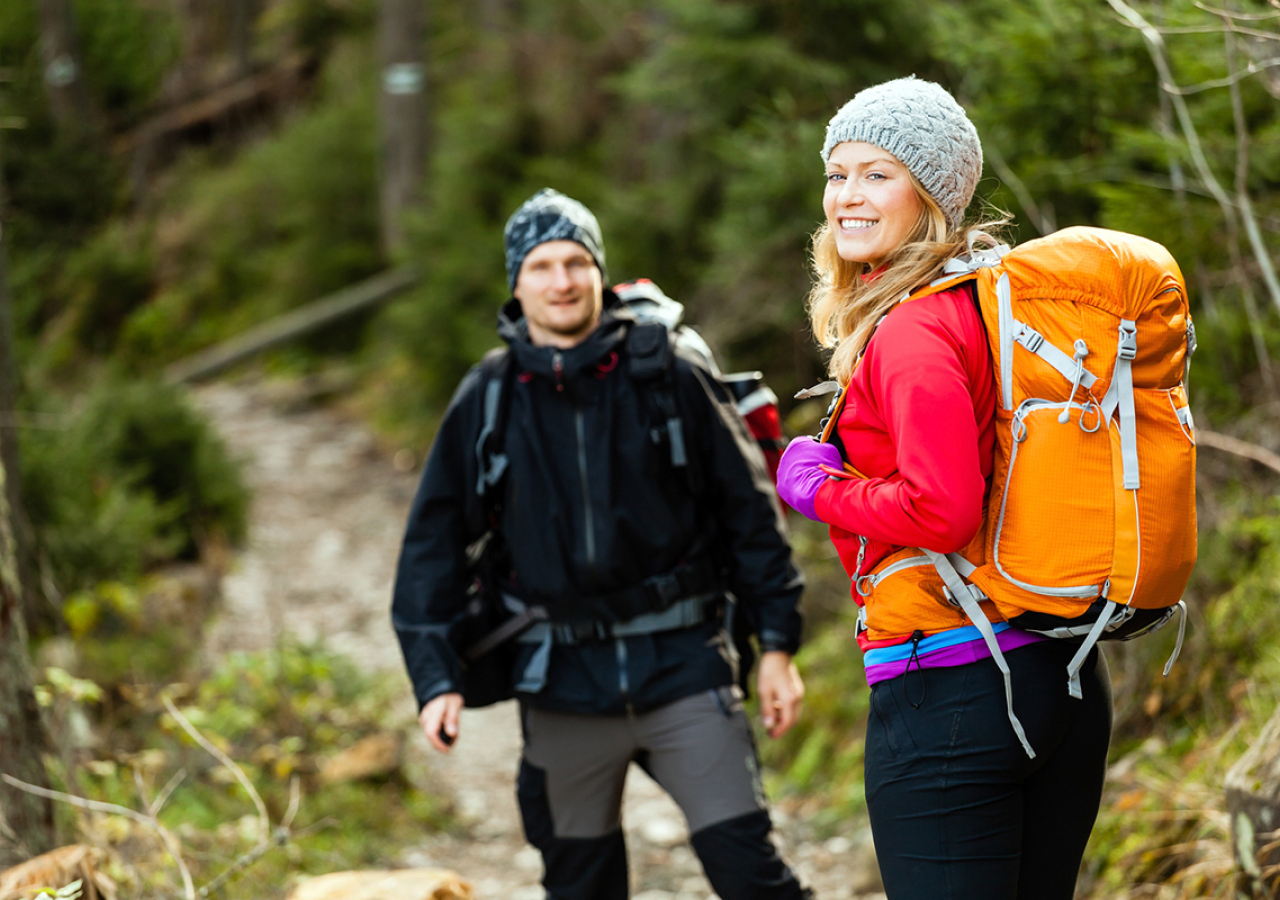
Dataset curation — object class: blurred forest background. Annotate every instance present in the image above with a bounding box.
[1,0,1280,897]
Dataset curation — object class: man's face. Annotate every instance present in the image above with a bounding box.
[513,240,604,348]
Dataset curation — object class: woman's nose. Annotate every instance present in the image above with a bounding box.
[838,179,863,207]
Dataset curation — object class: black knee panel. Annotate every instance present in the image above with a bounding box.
[516,758,555,850]
[691,810,812,900]
[517,759,628,900]
[540,831,628,900]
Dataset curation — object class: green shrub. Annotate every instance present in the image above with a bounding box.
[21,378,248,596]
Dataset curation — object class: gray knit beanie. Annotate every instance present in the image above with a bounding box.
[821,77,983,229]
[503,188,608,292]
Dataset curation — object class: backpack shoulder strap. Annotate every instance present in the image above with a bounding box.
[626,320,670,382]
[626,322,700,484]
[474,348,517,503]
[903,271,979,304]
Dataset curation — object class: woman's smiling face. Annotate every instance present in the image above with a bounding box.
[823,141,923,269]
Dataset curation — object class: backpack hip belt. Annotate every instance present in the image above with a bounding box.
[504,555,724,634]
[505,574,723,696]
[512,593,721,646]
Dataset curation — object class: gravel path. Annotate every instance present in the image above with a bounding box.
[193,377,883,900]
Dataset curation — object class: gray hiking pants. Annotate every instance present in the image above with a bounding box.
[516,687,811,900]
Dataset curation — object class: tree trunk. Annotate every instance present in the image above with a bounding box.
[37,0,94,136]
[0,142,55,869]
[378,0,428,257]
[475,0,515,33]
[0,138,49,636]
[168,0,211,100]
[229,0,259,80]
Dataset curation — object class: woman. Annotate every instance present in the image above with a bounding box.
[776,77,1112,900]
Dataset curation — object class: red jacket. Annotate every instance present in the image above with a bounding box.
[814,285,997,582]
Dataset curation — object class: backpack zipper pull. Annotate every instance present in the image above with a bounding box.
[1058,339,1089,424]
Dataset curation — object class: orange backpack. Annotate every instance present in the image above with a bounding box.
[829,226,1198,756]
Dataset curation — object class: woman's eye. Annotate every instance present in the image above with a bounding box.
[866,172,886,181]
[825,172,844,184]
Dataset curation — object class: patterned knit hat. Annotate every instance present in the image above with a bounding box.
[503,188,607,291]
[821,77,983,229]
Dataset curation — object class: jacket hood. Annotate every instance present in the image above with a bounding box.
[497,288,634,380]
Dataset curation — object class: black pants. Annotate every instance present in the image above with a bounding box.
[865,639,1112,900]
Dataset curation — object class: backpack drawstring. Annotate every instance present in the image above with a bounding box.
[905,630,927,710]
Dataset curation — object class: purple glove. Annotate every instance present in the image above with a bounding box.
[777,436,843,521]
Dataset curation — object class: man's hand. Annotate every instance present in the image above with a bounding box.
[419,692,464,753]
[757,651,804,739]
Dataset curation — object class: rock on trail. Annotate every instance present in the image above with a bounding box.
[193,377,883,900]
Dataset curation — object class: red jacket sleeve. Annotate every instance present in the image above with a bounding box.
[813,295,990,553]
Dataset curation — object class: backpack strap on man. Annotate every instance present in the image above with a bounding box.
[627,321,689,469]
[474,348,517,503]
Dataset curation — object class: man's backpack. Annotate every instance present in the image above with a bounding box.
[614,279,786,484]
[826,226,1198,756]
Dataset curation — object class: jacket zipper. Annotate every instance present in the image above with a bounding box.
[616,638,633,716]
[575,407,596,567]
[552,350,565,392]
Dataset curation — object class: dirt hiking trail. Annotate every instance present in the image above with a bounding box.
[194,377,884,900]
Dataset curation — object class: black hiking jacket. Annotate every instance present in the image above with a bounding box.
[392,291,804,715]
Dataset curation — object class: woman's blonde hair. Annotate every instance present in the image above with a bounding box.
[807,173,1006,385]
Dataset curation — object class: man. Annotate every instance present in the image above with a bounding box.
[392,188,811,899]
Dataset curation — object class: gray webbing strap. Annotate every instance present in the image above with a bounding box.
[1100,320,1140,490]
[516,594,717,645]
[1012,324,1098,393]
[1163,600,1188,677]
[515,629,553,694]
[997,274,1015,411]
[946,552,978,579]
[926,550,1036,758]
[1066,600,1116,700]
[475,376,509,495]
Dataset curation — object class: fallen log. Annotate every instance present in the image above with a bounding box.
[164,266,419,384]
[113,54,315,157]
[0,844,116,900]
[287,869,473,900]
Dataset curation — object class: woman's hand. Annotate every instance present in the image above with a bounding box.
[776,436,843,521]
[757,651,804,739]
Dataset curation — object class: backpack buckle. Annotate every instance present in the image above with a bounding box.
[648,572,683,608]
[1117,323,1138,360]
